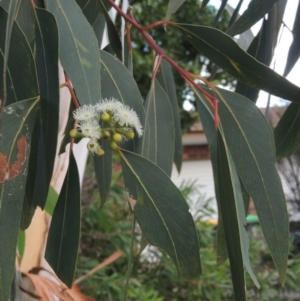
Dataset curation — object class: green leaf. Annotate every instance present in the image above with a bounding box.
[274,102,300,159]
[200,0,210,12]
[192,87,228,266]
[176,23,300,102]
[21,109,41,229]
[93,14,106,48]
[138,79,174,177]
[17,230,25,259]
[98,0,122,60]
[100,50,145,150]
[0,0,36,45]
[156,59,182,173]
[165,0,187,21]
[219,130,259,285]
[226,0,279,36]
[0,97,39,301]
[32,8,59,209]
[44,186,59,216]
[120,149,201,279]
[216,131,249,301]
[45,151,81,287]
[76,0,112,25]
[212,0,228,27]
[235,17,274,102]
[0,0,19,110]
[0,8,38,106]
[46,0,101,105]
[217,88,289,285]
[283,1,300,76]
[93,139,112,207]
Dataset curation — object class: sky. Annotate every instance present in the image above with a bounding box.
[190,0,299,108]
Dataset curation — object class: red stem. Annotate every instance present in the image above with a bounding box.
[64,73,80,109]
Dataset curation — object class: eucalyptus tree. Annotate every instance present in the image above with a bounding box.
[1,0,300,300]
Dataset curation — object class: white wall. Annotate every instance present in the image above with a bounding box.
[171,160,218,220]
[171,159,297,221]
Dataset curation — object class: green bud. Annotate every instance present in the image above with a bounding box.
[102,130,111,138]
[113,133,122,142]
[70,129,85,139]
[110,141,119,151]
[101,112,111,122]
[116,128,135,139]
[97,148,105,156]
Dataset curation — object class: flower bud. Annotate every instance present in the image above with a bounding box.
[112,133,122,142]
[102,130,111,138]
[70,129,85,139]
[110,141,119,150]
[101,112,111,122]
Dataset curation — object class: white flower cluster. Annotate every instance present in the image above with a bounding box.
[95,98,143,137]
[71,98,143,155]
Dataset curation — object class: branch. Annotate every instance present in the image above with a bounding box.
[106,0,219,127]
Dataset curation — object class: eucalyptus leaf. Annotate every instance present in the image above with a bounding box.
[156,59,182,173]
[0,8,38,106]
[46,0,101,105]
[192,86,228,265]
[274,102,300,159]
[139,79,174,177]
[33,7,59,209]
[165,0,187,21]
[226,0,279,36]
[283,1,300,76]
[0,97,39,301]
[217,88,289,285]
[120,149,201,279]
[45,151,81,287]
[93,139,112,207]
[176,23,300,102]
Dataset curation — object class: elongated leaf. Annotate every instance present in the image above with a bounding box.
[76,0,112,25]
[217,88,289,285]
[176,23,300,102]
[45,151,81,287]
[100,49,145,146]
[200,0,210,12]
[213,0,228,27]
[235,16,274,102]
[98,0,122,60]
[283,1,300,76]
[0,0,19,110]
[192,86,228,265]
[1,0,36,44]
[139,79,174,177]
[120,149,201,279]
[218,130,259,286]
[274,102,300,158]
[44,186,59,216]
[216,131,247,301]
[93,139,112,207]
[0,97,39,301]
[226,0,278,36]
[224,3,254,51]
[156,59,182,173]
[0,8,38,106]
[20,110,41,229]
[46,0,101,105]
[165,0,187,21]
[32,8,59,209]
